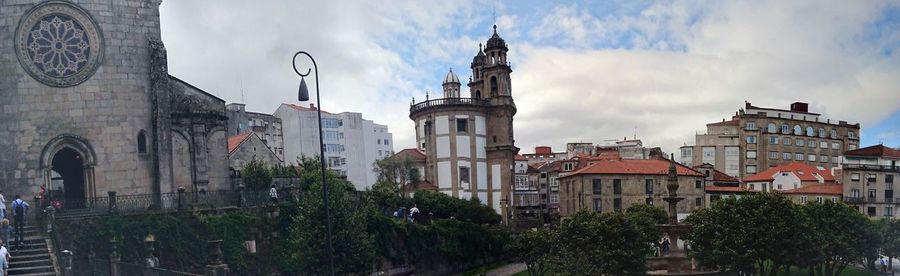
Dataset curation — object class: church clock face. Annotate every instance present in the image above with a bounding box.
[15,1,104,87]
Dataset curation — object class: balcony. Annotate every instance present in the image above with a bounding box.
[844,197,864,203]
[409,97,491,114]
[844,164,900,172]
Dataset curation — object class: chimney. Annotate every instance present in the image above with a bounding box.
[535,146,552,155]
[790,102,808,113]
[309,103,316,111]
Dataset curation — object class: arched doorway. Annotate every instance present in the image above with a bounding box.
[51,148,86,208]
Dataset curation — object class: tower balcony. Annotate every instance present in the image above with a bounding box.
[409,97,490,116]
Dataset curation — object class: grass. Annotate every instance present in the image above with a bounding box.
[511,270,530,276]
[778,265,879,276]
[459,261,511,276]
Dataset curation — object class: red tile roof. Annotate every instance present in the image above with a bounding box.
[743,162,835,182]
[227,132,253,155]
[844,144,900,159]
[564,159,703,177]
[392,148,426,161]
[285,103,333,114]
[515,154,528,161]
[783,184,842,196]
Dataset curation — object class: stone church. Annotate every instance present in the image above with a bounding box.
[0,0,230,206]
[409,26,519,224]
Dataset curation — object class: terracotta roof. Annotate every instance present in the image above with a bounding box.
[707,119,739,126]
[227,132,253,155]
[844,144,900,159]
[515,154,528,161]
[783,184,842,196]
[404,181,437,192]
[705,186,751,193]
[693,164,740,183]
[564,159,703,177]
[392,148,426,161]
[743,162,835,182]
[285,103,333,114]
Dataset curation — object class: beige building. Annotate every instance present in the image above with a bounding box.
[409,26,518,223]
[841,144,900,218]
[681,102,860,178]
[557,158,705,217]
[227,132,281,171]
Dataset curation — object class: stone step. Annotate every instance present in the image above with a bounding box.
[10,247,48,256]
[10,252,50,262]
[6,265,54,275]
[10,273,56,276]
[8,258,51,268]
[11,242,47,251]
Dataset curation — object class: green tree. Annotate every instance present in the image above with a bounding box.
[373,156,419,198]
[625,204,668,254]
[510,228,556,276]
[283,158,375,274]
[685,193,811,275]
[551,211,650,275]
[241,158,272,190]
[269,164,299,178]
[879,218,900,271]
[803,201,881,276]
[412,190,500,225]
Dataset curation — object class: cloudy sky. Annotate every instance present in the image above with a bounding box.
[159,0,900,156]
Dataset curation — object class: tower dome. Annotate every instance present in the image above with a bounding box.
[484,25,507,51]
[443,68,460,84]
[471,44,486,66]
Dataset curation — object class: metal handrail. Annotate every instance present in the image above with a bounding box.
[409,97,490,113]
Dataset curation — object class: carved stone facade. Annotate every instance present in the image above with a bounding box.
[0,0,229,205]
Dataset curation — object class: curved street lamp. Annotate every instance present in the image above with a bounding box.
[293,51,335,275]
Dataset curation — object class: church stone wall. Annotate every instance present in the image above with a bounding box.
[0,0,164,198]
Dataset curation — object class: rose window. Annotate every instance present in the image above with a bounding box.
[26,15,91,78]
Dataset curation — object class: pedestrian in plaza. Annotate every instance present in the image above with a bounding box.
[0,220,11,246]
[269,184,278,205]
[661,238,670,256]
[11,195,28,248]
[0,239,9,276]
[881,256,887,272]
[0,190,6,222]
[409,205,420,223]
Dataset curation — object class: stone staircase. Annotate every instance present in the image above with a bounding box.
[8,224,56,276]
[54,208,104,222]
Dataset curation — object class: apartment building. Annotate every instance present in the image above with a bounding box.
[226,103,285,162]
[681,102,860,178]
[743,162,837,192]
[557,158,705,218]
[841,145,900,218]
[275,103,393,190]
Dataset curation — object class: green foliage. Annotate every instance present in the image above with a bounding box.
[373,156,419,198]
[200,212,256,274]
[880,218,900,267]
[411,190,500,225]
[242,158,273,190]
[551,210,652,275]
[282,157,376,274]
[625,204,668,252]
[509,228,555,276]
[269,164,299,178]
[802,201,881,276]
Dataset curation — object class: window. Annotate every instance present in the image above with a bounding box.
[808,139,816,148]
[849,144,857,150]
[613,198,622,211]
[322,118,342,128]
[887,175,894,184]
[818,128,825,137]
[747,151,757,159]
[830,129,837,138]
[769,151,779,160]
[726,147,739,157]
[746,136,757,144]
[325,144,344,153]
[806,126,815,137]
[695,197,702,207]
[592,179,602,195]
[749,184,756,190]
[816,196,823,203]
[795,138,804,146]
[767,123,777,133]
[781,124,790,134]
[831,156,839,163]
[137,131,147,154]
[832,142,840,150]
[695,180,702,189]
[777,184,782,190]
[807,154,816,162]
[325,131,342,141]
[384,139,389,145]
[820,155,828,162]
[645,179,654,194]
[549,176,559,191]
[769,136,779,145]
[377,139,381,145]
[849,132,856,139]
[832,197,837,203]
[887,207,894,217]
[702,147,715,164]
[801,196,808,204]
[852,189,860,198]
[869,189,877,200]
[459,167,471,188]
[592,198,601,211]
[424,121,432,135]
[793,125,803,135]
[549,194,559,204]
[867,173,877,183]
[851,173,860,181]
[820,141,828,148]
[456,119,468,133]
[490,76,498,96]
[613,179,622,195]
[868,207,877,217]
[563,162,575,171]
[783,152,791,160]
[746,165,757,174]
[783,137,792,145]
[745,121,757,130]
[515,175,529,190]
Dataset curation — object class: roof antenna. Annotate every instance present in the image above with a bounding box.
[240,79,246,103]
[633,126,637,140]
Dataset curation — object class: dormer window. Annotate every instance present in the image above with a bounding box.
[563,162,575,171]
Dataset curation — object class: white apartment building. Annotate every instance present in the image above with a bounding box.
[275,103,394,190]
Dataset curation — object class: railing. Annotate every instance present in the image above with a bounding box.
[54,188,287,216]
[409,97,490,113]
[844,164,900,171]
[90,259,200,276]
[843,196,863,203]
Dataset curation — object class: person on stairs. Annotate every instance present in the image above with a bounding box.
[11,196,28,249]
[0,239,9,275]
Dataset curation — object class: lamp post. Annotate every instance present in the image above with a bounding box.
[293,51,334,275]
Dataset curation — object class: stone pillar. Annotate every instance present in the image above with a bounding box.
[144,236,159,270]
[108,191,117,214]
[110,239,120,276]
[205,240,230,276]
[177,187,186,212]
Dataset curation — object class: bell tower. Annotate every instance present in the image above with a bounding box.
[442,68,461,98]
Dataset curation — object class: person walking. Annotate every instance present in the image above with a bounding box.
[0,190,6,221]
[0,239,9,276]
[661,238,671,256]
[11,196,28,248]
[881,256,888,272]
[269,184,279,205]
[409,205,420,223]
[0,220,11,246]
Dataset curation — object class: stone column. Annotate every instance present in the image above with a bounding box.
[109,239,120,276]
[205,240,230,276]
[177,187,186,212]
[108,191,117,214]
